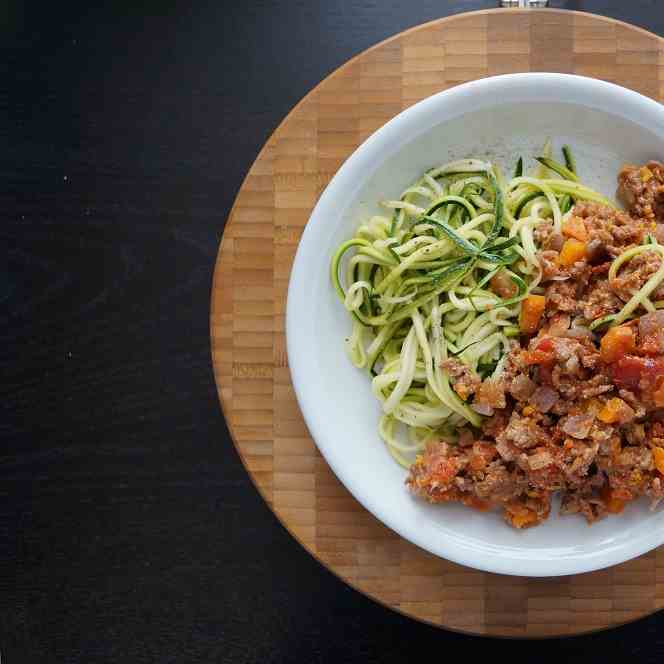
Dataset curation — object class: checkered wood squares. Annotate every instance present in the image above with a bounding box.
[211,9,664,636]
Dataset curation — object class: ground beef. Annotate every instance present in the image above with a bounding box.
[509,374,536,402]
[538,250,567,281]
[615,445,653,471]
[534,222,564,252]
[582,280,623,320]
[542,337,607,401]
[578,374,613,400]
[574,201,647,256]
[474,461,523,501]
[560,491,607,523]
[645,475,664,509]
[610,250,662,302]
[533,221,553,246]
[545,278,578,313]
[624,422,646,445]
[561,414,595,439]
[618,389,647,419]
[529,385,559,413]
[618,161,664,222]
[536,203,654,324]
[441,358,480,401]
[639,311,664,354]
[472,378,507,415]
[495,436,520,462]
[407,164,664,528]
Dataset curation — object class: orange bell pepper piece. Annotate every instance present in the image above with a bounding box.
[597,397,633,424]
[561,216,588,242]
[519,294,546,335]
[600,325,636,364]
[558,238,587,267]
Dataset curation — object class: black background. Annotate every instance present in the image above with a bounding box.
[3,1,664,662]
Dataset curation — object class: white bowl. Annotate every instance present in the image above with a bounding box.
[286,73,664,576]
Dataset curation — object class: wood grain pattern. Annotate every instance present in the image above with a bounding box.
[211,8,664,636]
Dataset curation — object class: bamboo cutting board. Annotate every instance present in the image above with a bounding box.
[210,9,664,636]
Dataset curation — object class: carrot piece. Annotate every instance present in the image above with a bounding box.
[519,294,546,335]
[653,447,664,475]
[597,397,633,424]
[600,484,626,514]
[561,216,588,242]
[558,238,587,267]
[600,325,636,363]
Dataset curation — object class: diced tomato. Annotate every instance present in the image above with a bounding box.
[523,337,555,366]
[536,337,554,352]
[611,355,664,391]
[428,457,459,485]
[523,351,548,365]
[611,356,644,389]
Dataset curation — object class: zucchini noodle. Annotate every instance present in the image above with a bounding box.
[610,244,664,325]
[330,142,611,467]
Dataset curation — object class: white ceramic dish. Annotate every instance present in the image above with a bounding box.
[286,73,664,576]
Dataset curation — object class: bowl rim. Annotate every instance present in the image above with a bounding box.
[286,72,664,576]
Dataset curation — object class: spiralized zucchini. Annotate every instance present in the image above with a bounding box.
[330,143,612,467]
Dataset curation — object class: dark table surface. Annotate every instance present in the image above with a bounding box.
[4,1,664,662]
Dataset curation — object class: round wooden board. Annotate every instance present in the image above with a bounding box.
[211,8,664,637]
